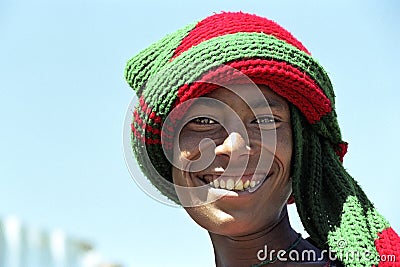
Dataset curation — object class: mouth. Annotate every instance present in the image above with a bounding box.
[196,172,272,193]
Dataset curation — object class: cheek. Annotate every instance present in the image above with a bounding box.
[172,131,199,169]
[173,128,227,173]
[172,166,185,187]
[261,123,292,200]
[275,124,293,166]
[174,129,205,162]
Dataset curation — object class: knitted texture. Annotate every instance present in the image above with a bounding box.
[124,12,400,266]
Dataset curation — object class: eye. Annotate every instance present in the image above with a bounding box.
[252,115,281,129]
[253,115,278,124]
[190,117,218,125]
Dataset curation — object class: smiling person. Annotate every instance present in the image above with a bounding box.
[124,12,400,267]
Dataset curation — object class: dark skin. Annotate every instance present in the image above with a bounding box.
[172,84,327,266]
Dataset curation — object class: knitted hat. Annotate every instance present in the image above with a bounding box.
[124,12,399,266]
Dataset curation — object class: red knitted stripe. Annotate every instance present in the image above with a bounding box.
[172,12,310,59]
[133,110,161,136]
[375,227,400,266]
[131,123,161,145]
[335,142,348,162]
[131,124,144,142]
[132,95,163,144]
[138,96,163,124]
[175,59,331,123]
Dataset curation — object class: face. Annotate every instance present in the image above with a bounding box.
[171,84,293,237]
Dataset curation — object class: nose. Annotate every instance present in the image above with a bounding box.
[214,132,252,160]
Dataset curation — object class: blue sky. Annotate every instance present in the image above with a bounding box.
[1,1,399,266]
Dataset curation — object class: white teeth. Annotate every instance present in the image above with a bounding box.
[219,180,226,189]
[234,180,244,191]
[226,179,235,190]
[248,178,265,193]
[209,179,251,191]
[207,175,265,192]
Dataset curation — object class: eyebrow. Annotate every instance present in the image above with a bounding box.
[187,95,286,112]
[247,97,285,110]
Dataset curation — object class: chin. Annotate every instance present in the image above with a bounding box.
[184,202,280,237]
[177,167,292,236]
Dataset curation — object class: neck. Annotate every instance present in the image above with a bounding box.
[209,210,300,267]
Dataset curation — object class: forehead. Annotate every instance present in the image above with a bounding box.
[199,84,289,110]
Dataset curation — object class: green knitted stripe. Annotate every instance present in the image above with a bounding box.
[131,132,179,202]
[132,113,158,141]
[124,22,197,93]
[290,106,375,252]
[132,121,160,142]
[312,111,342,145]
[133,101,163,141]
[290,106,327,241]
[327,196,389,267]
[366,209,390,238]
[141,32,335,119]
[133,116,161,141]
